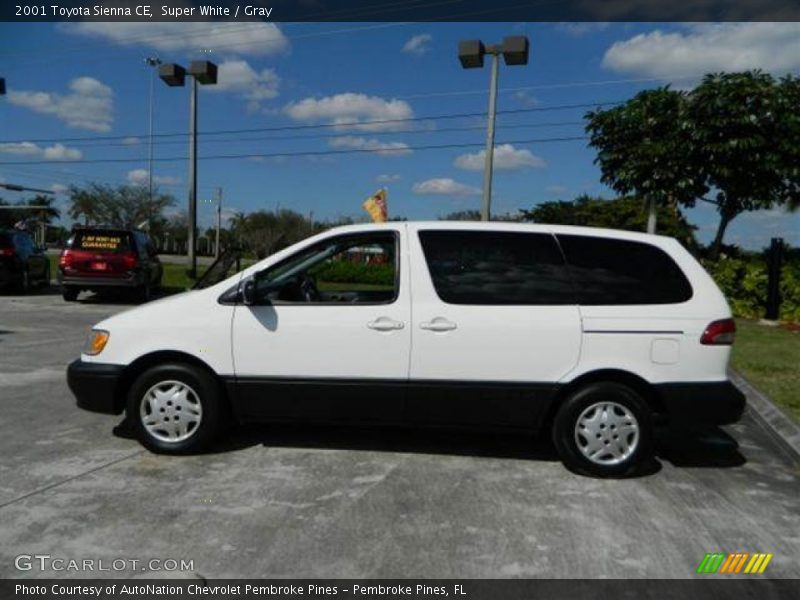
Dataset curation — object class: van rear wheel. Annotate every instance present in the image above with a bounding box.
[127,363,224,454]
[552,381,654,477]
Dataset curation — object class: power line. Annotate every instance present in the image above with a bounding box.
[0,136,588,167]
[43,119,588,150]
[0,101,620,145]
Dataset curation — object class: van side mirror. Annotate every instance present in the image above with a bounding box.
[242,277,257,305]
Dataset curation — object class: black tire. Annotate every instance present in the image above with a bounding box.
[126,363,226,454]
[552,381,654,478]
[62,287,79,301]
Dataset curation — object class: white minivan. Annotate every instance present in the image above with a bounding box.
[67,222,744,476]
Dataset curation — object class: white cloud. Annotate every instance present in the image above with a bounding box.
[43,144,82,160]
[513,90,538,107]
[454,144,546,171]
[328,136,411,156]
[284,93,414,132]
[207,59,280,111]
[0,142,82,161]
[51,184,69,194]
[126,169,180,186]
[61,22,288,56]
[402,34,432,56]
[8,77,113,132]
[376,174,401,183]
[603,23,800,80]
[122,137,140,146]
[413,178,481,197]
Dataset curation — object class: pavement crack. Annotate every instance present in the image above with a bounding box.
[0,449,145,510]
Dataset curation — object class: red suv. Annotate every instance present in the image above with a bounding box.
[58,228,162,302]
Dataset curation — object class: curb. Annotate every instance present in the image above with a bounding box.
[730,369,800,462]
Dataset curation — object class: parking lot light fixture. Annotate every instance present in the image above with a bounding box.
[158,61,217,279]
[0,77,6,95]
[458,36,530,221]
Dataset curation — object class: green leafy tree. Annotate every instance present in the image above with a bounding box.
[586,88,707,234]
[687,71,798,258]
[67,183,174,229]
[520,194,698,250]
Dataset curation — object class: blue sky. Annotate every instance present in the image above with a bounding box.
[0,21,798,248]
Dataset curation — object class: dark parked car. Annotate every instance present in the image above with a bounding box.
[0,230,50,293]
[58,228,162,302]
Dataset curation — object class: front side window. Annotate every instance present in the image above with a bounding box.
[557,235,693,305]
[418,230,574,305]
[254,232,398,305]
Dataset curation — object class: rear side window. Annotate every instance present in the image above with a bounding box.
[557,235,692,305]
[69,231,132,254]
[418,230,574,305]
[0,233,13,248]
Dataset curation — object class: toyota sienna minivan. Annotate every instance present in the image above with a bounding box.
[67,222,744,476]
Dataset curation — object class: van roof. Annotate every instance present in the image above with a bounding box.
[325,221,680,245]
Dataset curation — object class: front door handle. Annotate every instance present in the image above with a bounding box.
[367,317,405,331]
[420,318,457,332]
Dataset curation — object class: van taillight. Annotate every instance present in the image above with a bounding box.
[700,318,736,345]
[121,251,138,270]
[0,247,14,257]
[59,250,72,267]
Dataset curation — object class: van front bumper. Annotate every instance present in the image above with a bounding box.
[656,381,746,426]
[67,359,125,415]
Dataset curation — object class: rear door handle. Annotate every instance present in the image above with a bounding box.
[367,317,405,331]
[420,318,457,332]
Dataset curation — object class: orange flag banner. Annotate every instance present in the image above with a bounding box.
[362,188,388,223]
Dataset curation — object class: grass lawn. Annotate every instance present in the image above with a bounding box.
[732,319,800,422]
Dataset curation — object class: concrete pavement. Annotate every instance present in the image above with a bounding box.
[1,289,798,579]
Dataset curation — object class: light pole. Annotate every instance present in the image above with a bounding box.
[144,57,162,204]
[458,36,530,221]
[159,60,217,279]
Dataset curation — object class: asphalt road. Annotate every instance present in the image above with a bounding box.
[1,289,799,579]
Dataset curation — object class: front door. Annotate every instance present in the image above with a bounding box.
[407,227,582,429]
[232,227,410,423]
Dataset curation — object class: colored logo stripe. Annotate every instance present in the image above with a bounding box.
[697,553,773,574]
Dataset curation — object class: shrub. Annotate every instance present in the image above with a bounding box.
[703,255,800,322]
[309,260,395,286]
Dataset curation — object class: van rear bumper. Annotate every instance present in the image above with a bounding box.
[67,359,125,415]
[656,381,746,425]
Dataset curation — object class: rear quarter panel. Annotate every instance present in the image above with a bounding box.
[563,237,733,384]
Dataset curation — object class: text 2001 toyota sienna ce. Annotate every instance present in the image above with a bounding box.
[67,222,744,476]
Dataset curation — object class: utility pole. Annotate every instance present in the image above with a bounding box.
[145,57,162,204]
[187,74,198,276]
[214,187,222,259]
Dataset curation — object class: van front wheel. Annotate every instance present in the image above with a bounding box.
[127,363,224,454]
[552,381,654,477]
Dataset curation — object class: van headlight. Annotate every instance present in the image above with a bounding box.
[84,329,110,356]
